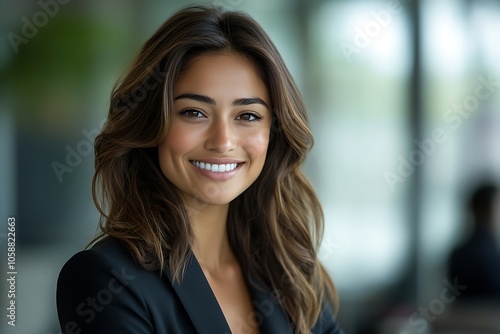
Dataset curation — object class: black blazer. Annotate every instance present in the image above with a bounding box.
[57,238,344,333]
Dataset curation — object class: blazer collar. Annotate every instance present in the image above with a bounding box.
[164,253,231,334]
[164,253,294,333]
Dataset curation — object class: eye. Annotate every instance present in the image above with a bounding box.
[180,108,205,119]
[236,112,262,122]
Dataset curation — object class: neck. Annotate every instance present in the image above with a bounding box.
[184,199,235,272]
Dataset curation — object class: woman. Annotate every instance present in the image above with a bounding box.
[57,5,343,334]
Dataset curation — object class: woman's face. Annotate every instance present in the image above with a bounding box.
[158,52,272,206]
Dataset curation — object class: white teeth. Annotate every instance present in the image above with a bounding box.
[191,161,238,172]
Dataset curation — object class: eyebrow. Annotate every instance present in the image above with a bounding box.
[174,93,269,109]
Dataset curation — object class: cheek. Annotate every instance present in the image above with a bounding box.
[158,125,196,179]
[243,129,270,162]
[160,124,198,156]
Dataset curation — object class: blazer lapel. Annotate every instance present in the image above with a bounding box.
[248,278,294,334]
[164,253,232,334]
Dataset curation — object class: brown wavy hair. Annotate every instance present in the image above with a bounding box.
[90,4,338,333]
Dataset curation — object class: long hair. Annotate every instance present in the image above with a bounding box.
[91,5,338,333]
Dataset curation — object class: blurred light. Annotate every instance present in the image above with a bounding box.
[423,0,470,76]
[320,0,410,75]
[471,4,500,74]
[314,1,410,298]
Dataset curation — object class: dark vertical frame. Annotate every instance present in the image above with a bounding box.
[407,0,422,303]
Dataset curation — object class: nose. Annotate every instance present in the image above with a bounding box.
[204,118,236,153]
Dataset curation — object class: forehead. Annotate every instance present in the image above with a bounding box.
[173,52,269,102]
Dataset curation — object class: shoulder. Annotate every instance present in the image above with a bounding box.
[56,238,166,333]
[57,237,145,290]
[60,237,132,268]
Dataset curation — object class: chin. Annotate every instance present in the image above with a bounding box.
[184,191,239,207]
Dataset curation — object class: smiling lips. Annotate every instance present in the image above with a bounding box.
[190,160,240,173]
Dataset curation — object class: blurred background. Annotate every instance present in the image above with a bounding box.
[1,0,500,333]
